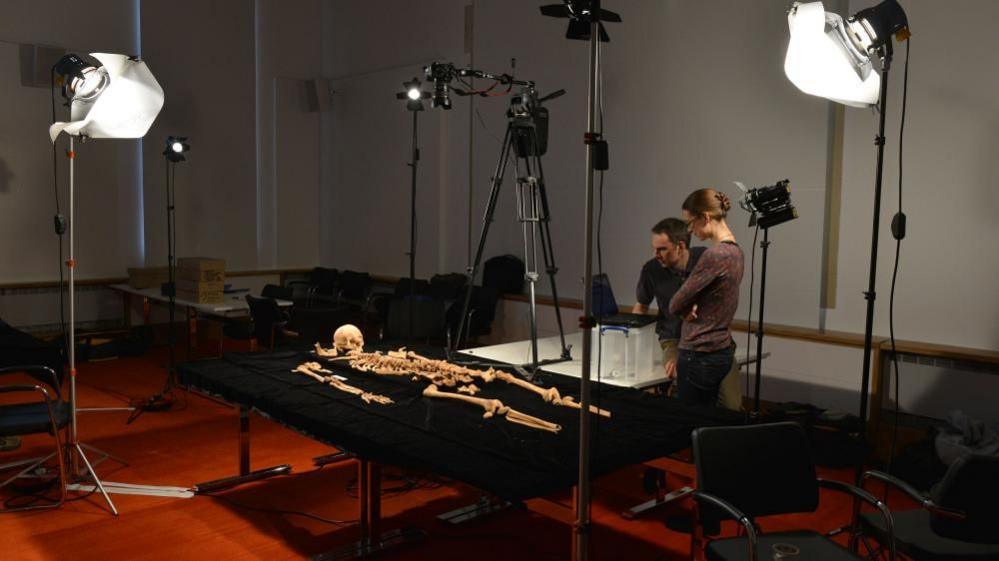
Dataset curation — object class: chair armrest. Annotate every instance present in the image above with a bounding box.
[691,490,759,561]
[863,470,966,520]
[0,365,60,391]
[817,478,896,561]
[0,384,56,408]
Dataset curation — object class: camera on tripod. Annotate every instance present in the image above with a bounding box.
[509,87,550,158]
[739,179,798,228]
[424,62,458,110]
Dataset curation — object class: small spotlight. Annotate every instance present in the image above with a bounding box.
[396,78,429,112]
[163,136,190,162]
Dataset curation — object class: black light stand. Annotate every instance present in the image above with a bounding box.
[857,46,891,467]
[752,226,770,416]
[128,137,189,423]
[396,80,429,339]
[737,179,797,417]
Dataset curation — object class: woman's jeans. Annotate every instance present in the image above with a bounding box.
[676,346,736,408]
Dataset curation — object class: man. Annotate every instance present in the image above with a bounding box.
[633,218,741,410]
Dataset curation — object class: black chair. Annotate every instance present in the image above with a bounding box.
[683,422,896,561]
[0,365,69,512]
[338,270,373,309]
[859,455,999,561]
[446,285,499,347]
[429,273,468,301]
[261,283,293,301]
[245,295,297,351]
[383,296,446,343]
[288,267,339,308]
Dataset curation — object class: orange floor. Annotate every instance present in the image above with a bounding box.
[1,347,889,560]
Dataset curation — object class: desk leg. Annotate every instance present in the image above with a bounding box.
[311,459,424,561]
[239,405,250,476]
[191,404,290,494]
[187,307,196,360]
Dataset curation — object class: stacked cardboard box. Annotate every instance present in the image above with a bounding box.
[176,257,225,304]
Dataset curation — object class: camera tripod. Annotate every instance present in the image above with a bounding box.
[453,89,572,373]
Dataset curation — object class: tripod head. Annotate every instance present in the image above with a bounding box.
[509,86,565,158]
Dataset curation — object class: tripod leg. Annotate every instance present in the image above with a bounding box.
[532,151,571,358]
[453,126,514,352]
[73,443,119,516]
[516,159,542,373]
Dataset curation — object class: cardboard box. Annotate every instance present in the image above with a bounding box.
[127,266,169,289]
[176,288,225,304]
[176,257,225,283]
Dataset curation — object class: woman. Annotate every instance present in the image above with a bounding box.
[668,188,744,407]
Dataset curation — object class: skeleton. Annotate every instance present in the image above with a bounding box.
[332,324,364,354]
[316,345,611,418]
[457,384,480,396]
[423,384,561,433]
[293,362,394,405]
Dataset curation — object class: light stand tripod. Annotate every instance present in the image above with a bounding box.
[452,85,572,374]
[129,137,189,423]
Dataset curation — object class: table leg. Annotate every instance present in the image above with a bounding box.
[239,405,250,476]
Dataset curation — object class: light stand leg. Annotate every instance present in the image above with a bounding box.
[65,136,119,516]
[752,228,770,417]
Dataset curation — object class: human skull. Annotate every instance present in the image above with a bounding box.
[333,324,364,352]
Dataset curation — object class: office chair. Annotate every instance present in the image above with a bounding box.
[0,365,69,513]
[683,422,896,561]
[859,454,999,561]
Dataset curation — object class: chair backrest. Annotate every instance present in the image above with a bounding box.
[693,422,819,524]
[930,454,999,543]
[430,273,468,300]
[394,278,431,298]
[386,296,445,341]
[446,285,499,338]
[482,254,525,295]
[245,295,284,348]
[339,270,372,300]
[310,267,339,295]
[261,283,292,300]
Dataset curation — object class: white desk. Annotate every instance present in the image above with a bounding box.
[461,333,768,390]
[110,283,292,357]
[110,284,291,318]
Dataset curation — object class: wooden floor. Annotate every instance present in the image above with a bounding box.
[1,347,895,560]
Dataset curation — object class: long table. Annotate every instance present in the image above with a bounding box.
[177,348,742,557]
[111,284,292,357]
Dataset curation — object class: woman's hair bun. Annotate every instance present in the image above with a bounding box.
[715,191,732,212]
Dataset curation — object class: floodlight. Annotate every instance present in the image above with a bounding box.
[49,53,164,142]
[782,0,912,465]
[784,1,909,107]
[47,52,164,516]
